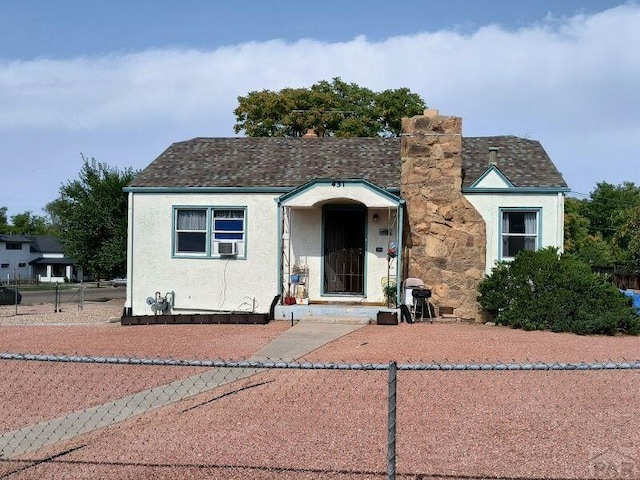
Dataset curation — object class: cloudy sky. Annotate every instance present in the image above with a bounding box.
[1,0,638,219]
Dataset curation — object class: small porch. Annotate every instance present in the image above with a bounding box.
[274,303,399,324]
[28,257,76,283]
[277,179,404,321]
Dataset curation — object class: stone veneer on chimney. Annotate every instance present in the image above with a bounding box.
[401,109,486,322]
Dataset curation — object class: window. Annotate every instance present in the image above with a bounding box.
[175,209,207,254]
[173,207,246,258]
[213,209,245,255]
[6,243,21,250]
[0,263,9,269]
[501,209,539,259]
[18,262,26,268]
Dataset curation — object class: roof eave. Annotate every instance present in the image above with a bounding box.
[462,186,570,194]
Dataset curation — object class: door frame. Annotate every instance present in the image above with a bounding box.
[321,204,367,297]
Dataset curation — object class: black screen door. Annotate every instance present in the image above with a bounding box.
[323,207,365,295]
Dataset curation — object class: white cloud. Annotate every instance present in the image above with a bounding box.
[0,3,638,215]
[1,4,638,132]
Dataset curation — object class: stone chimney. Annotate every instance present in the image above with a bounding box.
[401,110,486,322]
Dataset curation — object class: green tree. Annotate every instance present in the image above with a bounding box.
[0,207,56,236]
[564,197,616,267]
[234,77,427,137]
[0,207,7,234]
[584,182,640,242]
[615,204,640,272]
[566,183,640,270]
[9,211,51,235]
[55,156,136,281]
[564,197,589,253]
[43,198,66,237]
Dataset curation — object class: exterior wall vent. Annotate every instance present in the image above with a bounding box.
[488,147,499,165]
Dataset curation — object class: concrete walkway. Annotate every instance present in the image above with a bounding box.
[251,322,365,361]
[0,322,365,459]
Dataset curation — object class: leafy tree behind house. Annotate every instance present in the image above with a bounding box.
[9,211,51,235]
[615,204,640,273]
[0,207,7,234]
[564,197,616,267]
[564,182,640,272]
[234,77,427,138]
[54,156,136,281]
[584,181,640,242]
[0,206,56,236]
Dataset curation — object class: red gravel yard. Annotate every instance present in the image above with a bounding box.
[1,305,639,479]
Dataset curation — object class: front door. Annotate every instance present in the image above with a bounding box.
[323,206,365,295]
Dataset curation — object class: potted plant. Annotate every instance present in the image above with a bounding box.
[383,281,397,308]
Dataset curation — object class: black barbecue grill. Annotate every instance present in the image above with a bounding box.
[411,288,432,322]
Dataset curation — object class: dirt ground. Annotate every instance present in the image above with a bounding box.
[1,301,639,479]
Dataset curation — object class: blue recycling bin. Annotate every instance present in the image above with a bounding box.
[621,290,640,312]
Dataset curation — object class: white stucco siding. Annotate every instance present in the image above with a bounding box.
[288,207,398,303]
[367,209,399,303]
[41,253,64,259]
[128,192,279,315]
[288,209,322,299]
[473,169,512,188]
[281,183,398,208]
[464,192,565,274]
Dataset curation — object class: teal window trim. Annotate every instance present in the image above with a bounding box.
[278,178,402,207]
[468,165,514,189]
[276,206,282,296]
[174,207,209,256]
[172,205,248,260]
[396,203,404,305]
[498,207,542,261]
[363,209,368,299]
[463,187,570,195]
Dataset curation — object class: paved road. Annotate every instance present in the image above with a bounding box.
[18,285,126,305]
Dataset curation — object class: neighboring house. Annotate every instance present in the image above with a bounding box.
[124,109,568,321]
[0,234,76,283]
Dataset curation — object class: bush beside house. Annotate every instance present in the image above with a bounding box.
[478,247,640,335]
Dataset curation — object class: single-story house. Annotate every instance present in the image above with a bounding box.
[0,234,76,283]
[124,109,568,322]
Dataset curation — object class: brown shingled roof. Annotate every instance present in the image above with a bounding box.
[131,137,401,190]
[130,136,567,190]
[462,136,568,188]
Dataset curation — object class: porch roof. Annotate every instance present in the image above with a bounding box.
[278,179,403,208]
[29,257,74,266]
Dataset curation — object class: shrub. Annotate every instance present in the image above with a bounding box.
[477,247,640,335]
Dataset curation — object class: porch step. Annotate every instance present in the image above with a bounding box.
[274,304,394,324]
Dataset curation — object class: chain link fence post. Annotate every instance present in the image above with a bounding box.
[54,283,59,313]
[387,360,397,480]
[78,283,85,311]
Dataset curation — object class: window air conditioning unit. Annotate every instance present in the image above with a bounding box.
[218,241,238,256]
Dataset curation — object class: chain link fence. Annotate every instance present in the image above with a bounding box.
[1,353,639,479]
[0,284,89,317]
